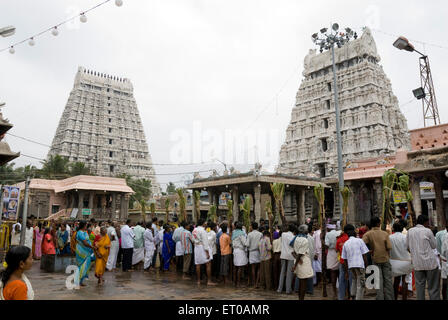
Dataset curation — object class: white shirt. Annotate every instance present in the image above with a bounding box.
[406,224,438,271]
[192,226,210,251]
[120,225,135,249]
[107,226,118,244]
[313,229,322,260]
[390,232,411,261]
[24,227,33,249]
[325,230,341,249]
[66,224,71,243]
[207,230,217,255]
[280,231,294,260]
[144,228,155,252]
[341,236,369,269]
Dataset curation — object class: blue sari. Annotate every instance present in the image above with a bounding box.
[162,232,175,271]
[75,230,95,284]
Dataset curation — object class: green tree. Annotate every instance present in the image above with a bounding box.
[41,155,70,179]
[226,199,233,224]
[166,182,176,194]
[240,196,251,232]
[68,161,91,176]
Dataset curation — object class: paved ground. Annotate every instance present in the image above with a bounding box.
[25,260,388,300]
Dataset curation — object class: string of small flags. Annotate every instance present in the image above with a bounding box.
[0,0,124,54]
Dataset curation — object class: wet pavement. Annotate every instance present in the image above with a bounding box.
[27,260,384,300]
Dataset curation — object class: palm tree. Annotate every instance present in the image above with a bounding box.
[41,154,69,179]
[176,188,187,222]
[164,198,170,222]
[240,195,251,232]
[270,183,286,226]
[314,183,327,297]
[68,161,91,176]
[193,190,201,223]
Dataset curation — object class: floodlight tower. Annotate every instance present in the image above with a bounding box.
[393,36,440,127]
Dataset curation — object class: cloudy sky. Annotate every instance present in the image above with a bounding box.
[1,0,447,189]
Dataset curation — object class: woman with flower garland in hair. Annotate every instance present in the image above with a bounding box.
[0,246,34,300]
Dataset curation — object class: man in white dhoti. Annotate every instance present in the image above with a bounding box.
[106,221,119,271]
[192,219,216,286]
[132,222,146,267]
[173,222,186,272]
[143,224,156,271]
[245,222,263,288]
[312,225,322,286]
[325,222,341,299]
[390,222,413,300]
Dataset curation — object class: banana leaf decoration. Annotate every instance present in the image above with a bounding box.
[226,200,233,224]
[207,204,217,223]
[340,186,351,230]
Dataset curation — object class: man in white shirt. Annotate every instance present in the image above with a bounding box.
[292,224,314,300]
[192,219,217,286]
[341,225,369,300]
[11,218,22,247]
[106,221,119,271]
[325,222,342,299]
[277,224,295,294]
[173,222,185,272]
[390,222,413,300]
[407,214,440,300]
[121,219,135,272]
[245,222,263,288]
[435,225,448,300]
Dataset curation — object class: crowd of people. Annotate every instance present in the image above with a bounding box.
[1,213,448,301]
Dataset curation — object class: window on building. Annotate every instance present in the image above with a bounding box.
[108,103,111,106]
[108,110,111,114]
[108,97,111,100]
[110,165,114,172]
[108,128,112,133]
[318,163,326,178]
[107,88,110,92]
[321,138,328,152]
[323,119,329,129]
[326,100,331,109]
[108,118,112,123]
[109,151,113,157]
[109,139,113,145]
[327,83,332,92]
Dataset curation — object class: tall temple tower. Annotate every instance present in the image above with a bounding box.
[48,67,161,195]
[278,28,410,178]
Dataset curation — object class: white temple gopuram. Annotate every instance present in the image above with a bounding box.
[48,67,161,195]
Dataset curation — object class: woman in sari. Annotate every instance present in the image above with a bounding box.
[75,221,96,287]
[33,223,43,260]
[162,225,175,271]
[57,224,70,255]
[94,227,110,285]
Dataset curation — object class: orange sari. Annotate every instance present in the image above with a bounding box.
[94,234,110,278]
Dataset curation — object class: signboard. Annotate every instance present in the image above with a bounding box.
[393,191,407,204]
[1,186,20,221]
[82,208,91,216]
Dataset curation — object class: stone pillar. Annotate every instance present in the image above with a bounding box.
[372,179,383,219]
[71,193,77,208]
[122,195,130,220]
[296,188,305,225]
[254,184,261,223]
[112,192,117,220]
[411,178,422,218]
[346,182,356,224]
[88,192,94,209]
[207,189,213,206]
[77,191,84,219]
[192,189,198,223]
[232,186,239,222]
[433,174,446,229]
[120,194,126,220]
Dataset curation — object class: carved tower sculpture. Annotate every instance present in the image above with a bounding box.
[278,28,410,178]
[48,67,161,195]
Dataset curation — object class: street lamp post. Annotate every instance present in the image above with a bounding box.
[393,36,440,127]
[312,24,357,219]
